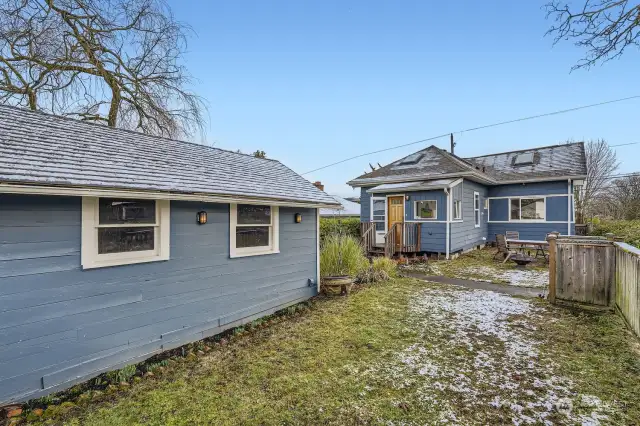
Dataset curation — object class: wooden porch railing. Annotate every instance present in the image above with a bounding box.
[383,222,421,257]
[360,222,376,254]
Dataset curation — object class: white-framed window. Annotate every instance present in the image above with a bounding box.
[81,197,170,269]
[371,197,386,231]
[474,192,480,227]
[230,204,279,258]
[453,200,462,220]
[414,200,437,219]
[510,197,545,221]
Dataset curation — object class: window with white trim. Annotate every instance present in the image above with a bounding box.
[453,200,462,220]
[371,198,385,231]
[81,197,170,269]
[230,204,279,258]
[474,192,480,227]
[510,198,545,220]
[414,200,437,219]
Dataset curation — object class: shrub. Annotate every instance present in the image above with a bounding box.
[320,217,360,242]
[106,364,137,383]
[357,257,397,283]
[590,220,640,247]
[320,234,368,278]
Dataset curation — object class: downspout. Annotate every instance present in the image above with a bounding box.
[444,188,450,259]
[567,179,572,236]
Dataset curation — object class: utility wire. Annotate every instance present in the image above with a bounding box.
[609,142,639,148]
[302,95,640,175]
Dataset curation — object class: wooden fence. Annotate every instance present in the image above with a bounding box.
[548,235,640,336]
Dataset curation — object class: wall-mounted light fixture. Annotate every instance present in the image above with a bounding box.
[295,213,302,223]
[405,195,410,201]
[196,211,208,225]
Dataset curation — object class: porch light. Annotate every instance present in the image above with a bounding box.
[405,195,410,201]
[196,211,207,225]
[295,213,302,223]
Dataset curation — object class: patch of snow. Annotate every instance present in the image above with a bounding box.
[456,266,549,288]
[358,287,615,425]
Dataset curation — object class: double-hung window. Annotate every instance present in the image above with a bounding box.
[510,198,545,221]
[474,192,480,227]
[81,197,170,269]
[230,204,279,257]
[453,200,462,220]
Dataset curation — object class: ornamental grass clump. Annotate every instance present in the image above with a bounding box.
[357,257,398,283]
[320,234,368,278]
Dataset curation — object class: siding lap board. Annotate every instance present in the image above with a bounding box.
[450,180,489,252]
[0,195,318,403]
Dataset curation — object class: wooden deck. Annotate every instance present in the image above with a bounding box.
[361,222,421,258]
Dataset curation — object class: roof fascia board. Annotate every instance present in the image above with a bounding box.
[495,175,588,185]
[349,171,496,187]
[0,183,340,208]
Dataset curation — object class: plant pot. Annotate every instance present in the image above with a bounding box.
[321,276,354,296]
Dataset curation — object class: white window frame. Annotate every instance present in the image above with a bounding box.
[474,192,480,228]
[81,197,170,270]
[230,204,279,258]
[453,199,462,220]
[414,200,437,220]
[509,197,546,221]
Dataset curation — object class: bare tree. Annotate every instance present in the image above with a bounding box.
[545,0,640,70]
[0,0,205,139]
[574,139,619,223]
[607,174,640,219]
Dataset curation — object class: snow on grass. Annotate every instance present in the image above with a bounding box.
[358,286,615,425]
[455,266,549,288]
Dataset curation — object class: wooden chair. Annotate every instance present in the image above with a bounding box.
[494,234,517,263]
[505,231,520,240]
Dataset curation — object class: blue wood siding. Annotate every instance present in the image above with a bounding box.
[488,223,572,242]
[488,181,569,197]
[450,180,489,252]
[0,194,318,403]
[489,198,509,221]
[405,190,447,221]
[360,188,371,222]
[418,222,447,252]
[546,196,569,221]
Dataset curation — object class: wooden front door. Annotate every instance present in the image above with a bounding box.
[387,196,404,251]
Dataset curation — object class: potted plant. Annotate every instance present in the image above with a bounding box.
[320,234,368,295]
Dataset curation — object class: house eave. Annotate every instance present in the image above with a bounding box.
[495,175,588,185]
[0,182,341,208]
[348,171,496,188]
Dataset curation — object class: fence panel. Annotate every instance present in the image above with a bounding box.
[615,242,640,336]
[554,237,616,307]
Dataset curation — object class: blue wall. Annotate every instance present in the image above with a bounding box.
[404,190,447,221]
[0,194,318,403]
[488,180,570,197]
[450,180,489,252]
[488,223,574,241]
[360,188,371,222]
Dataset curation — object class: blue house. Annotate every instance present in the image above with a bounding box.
[0,106,339,404]
[349,142,587,258]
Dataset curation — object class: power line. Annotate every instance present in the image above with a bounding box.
[609,142,639,148]
[302,95,640,175]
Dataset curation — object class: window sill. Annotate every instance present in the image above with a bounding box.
[230,249,280,259]
[82,254,169,270]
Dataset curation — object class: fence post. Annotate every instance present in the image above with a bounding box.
[547,234,557,304]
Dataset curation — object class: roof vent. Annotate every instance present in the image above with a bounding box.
[514,152,534,166]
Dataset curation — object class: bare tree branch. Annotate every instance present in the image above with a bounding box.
[0,0,206,139]
[545,0,640,70]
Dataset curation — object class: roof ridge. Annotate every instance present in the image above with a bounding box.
[0,104,281,164]
[465,141,585,159]
[434,145,488,174]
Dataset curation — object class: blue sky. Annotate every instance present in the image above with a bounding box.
[169,0,639,197]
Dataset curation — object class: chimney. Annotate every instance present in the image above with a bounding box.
[450,133,455,155]
[313,181,325,191]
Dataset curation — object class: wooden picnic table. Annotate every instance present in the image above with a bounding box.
[506,239,549,263]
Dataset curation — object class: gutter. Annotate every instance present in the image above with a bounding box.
[444,188,450,260]
[0,182,342,209]
[349,171,497,188]
[567,179,572,236]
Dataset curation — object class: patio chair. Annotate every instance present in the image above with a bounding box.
[494,234,518,263]
[505,231,520,240]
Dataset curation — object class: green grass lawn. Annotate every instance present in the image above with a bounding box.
[26,279,640,425]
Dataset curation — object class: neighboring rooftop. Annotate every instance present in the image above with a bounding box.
[348,142,586,186]
[320,195,361,217]
[0,105,338,206]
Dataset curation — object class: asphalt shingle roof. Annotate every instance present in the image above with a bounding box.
[464,142,587,182]
[0,106,338,206]
[348,143,587,186]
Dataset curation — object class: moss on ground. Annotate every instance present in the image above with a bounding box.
[24,279,640,426]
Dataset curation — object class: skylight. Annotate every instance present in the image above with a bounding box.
[514,152,534,165]
[397,153,424,166]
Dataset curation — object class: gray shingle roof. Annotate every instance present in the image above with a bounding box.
[348,145,487,186]
[348,143,587,186]
[464,143,587,182]
[319,195,361,217]
[0,106,338,206]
